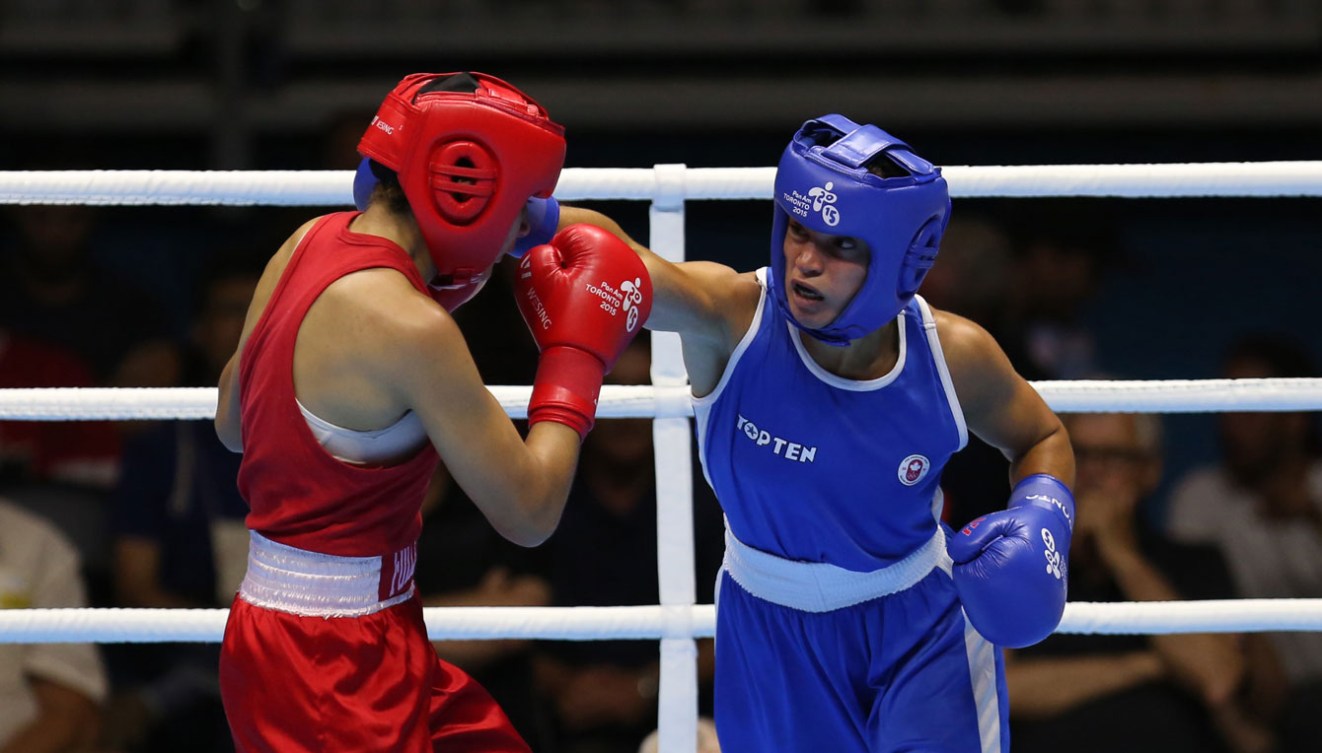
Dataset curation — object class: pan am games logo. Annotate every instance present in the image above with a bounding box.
[586,276,646,332]
[808,182,839,226]
[783,182,841,227]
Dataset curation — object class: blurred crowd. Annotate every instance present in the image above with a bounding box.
[2,139,1322,753]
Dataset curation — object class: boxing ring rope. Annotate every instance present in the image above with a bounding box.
[3,162,1321,753]
[5,160,1322,205]
[5,379,1322,421]
[7,599,1322,644]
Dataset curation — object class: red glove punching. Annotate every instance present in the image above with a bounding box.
[515,224,652,439]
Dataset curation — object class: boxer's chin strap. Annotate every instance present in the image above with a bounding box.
[427,268,490,311]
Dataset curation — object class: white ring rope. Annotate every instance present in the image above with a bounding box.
[5,600,1322,645]
[3,161,1322,206]
[0,606,716,645]
[2,379,1321,421]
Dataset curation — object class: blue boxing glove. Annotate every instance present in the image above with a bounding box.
[353,157,378,211]
[509,196,560,259]
[947,474,1074,648]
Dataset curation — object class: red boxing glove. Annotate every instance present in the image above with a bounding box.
[515,224,652,439]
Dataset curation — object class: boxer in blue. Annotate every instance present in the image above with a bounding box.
[536,115,1075,752]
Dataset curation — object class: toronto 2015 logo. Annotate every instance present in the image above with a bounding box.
[782,182,841,227]
[807,182,839,226]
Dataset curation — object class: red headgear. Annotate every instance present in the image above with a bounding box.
[357,72,566,310]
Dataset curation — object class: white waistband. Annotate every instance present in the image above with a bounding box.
[721,526,950,613]
[238,531,415,617]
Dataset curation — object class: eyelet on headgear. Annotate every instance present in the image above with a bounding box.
[356,72,566,311]
[769,114,951,345]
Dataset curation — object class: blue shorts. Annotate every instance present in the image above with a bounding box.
[713,568,1008,753]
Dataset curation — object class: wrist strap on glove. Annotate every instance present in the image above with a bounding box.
[1009,473,1075,532]
[528,346,606,440]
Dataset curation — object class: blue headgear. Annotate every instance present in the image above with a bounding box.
[769,114,951,345]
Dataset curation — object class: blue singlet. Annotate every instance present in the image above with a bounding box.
[692,269,1008,752]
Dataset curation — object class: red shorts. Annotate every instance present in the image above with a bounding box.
[220,593,529,753]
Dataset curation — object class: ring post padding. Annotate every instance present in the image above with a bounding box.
[649,163,699,753]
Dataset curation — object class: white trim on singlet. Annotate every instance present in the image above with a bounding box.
[916,295,969,451]
[692,268,770,493]
[789,306,907,392]
[297,399,427,466]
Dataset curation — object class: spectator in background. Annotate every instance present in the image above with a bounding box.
[1008,409,1272,753]
[917,212,1015,340]
[0,203,181,390]
[101,257,261,753]
[0,327,120,491]
[1166,334,1322,751]
[109,256,259,608]
[0,156,153,494]
[533,335,724,753]
[1001,200,1115,381]
[0,498,108,752]
[0,326,121,612]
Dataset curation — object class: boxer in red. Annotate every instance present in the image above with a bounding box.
[214,72,651,752]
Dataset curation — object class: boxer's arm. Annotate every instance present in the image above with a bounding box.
[558,206,755,346]
[556,206,759,394]
[1105,544,1246,705]
[380,295,582,547]
[1005,650,1165,719]
[937,309,1076,647]
[937,310,1073,484]
[2,677,101,753]
[215,353,243,452]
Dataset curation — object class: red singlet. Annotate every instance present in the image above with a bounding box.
[220,212,529,753]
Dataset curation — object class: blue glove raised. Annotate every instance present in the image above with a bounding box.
[947,474,1074,648]
[509,196,560,259]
